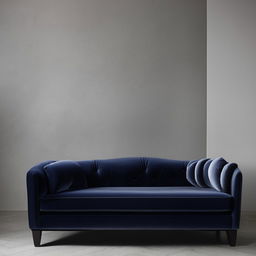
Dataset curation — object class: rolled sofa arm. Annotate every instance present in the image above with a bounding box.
[186,157,243,229]
[231,168,242,229]
[26,161,55,229]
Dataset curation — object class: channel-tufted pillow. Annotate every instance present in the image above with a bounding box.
[194,158,209,187]
[187,158,211,187]
[203,159,213,187]
[186,160,198,187]
[220,162,238,193]
[44,160,87,194]
[208,157,227,192]
[186,157,229,192]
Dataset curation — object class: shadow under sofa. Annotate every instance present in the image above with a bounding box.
[26,157,242,247]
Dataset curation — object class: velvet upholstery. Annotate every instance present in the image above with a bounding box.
[195,158,209,187]
[39,213,233,230]
[186,157,238,194]
[44,160,87,194]
[208,157,228,191]
[231,168,242,229]
[40,186,232,212]
[74,158,190,187]
[221,163,238,193]
[27,157,242,240]
[186,161,198,187]
[203,159,213,187]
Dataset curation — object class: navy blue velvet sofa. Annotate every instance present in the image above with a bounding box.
[26,157,242,247]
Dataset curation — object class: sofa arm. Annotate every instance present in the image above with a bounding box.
[231,168,242,229]
[26,161,55,229]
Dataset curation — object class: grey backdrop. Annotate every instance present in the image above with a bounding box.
[207,0,256,211]
[0,0,206,210]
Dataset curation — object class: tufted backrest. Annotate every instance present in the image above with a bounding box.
[39,157,241,194]
[42,157,191,193]
[186,157,238,193]
[78,157,191,188]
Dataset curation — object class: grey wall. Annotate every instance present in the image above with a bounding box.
[0,0,206,210]
[207,0,256,211]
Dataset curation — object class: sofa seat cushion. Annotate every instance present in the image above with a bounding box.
[40,187,233,212]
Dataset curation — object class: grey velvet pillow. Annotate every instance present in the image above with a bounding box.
[208,157,227,191]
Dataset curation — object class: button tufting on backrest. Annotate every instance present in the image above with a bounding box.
[146,158,190,186]
[76,157,190,187]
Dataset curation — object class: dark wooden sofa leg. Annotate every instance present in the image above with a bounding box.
[226,230,237,246]
[32,230,42,247]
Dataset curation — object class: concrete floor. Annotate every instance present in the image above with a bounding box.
[0,211,255,256]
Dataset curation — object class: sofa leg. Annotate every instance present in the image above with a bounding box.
[226,230,237,246]
[32,230,42,247]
